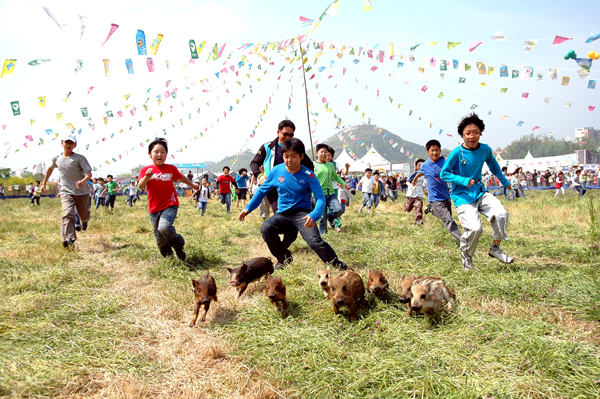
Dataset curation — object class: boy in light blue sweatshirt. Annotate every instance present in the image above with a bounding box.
[440,113,514,271]
[239,138,347,271]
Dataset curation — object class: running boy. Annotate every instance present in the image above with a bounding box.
[190,177,211,216]
[235,168,250,208]
[126,180,138,206]
[412,140,462,241]
[238,138,347,270]
[405,159,426,225]
[357,168,375,214]
[96,178,107,209]
[31,181,42,206]
[41,133,92,249]
[440,113,514,270]
[314,144,346,235]
[102,175,118,211]
[217,166,236,214]
[138,138,199,260]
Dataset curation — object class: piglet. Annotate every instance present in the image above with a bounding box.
[317,266,331,299]
[410,277,455,323]
[399,274,416,314]
[367,269,389,295]
[328,269,365,321]
[189,272,218,327]
[226,257,274,297]
[264,275,289,317]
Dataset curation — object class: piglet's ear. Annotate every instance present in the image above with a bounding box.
[214,295,218,303]
[225,267,232,273]
[191,279,198,287]
[240,263,248,271]
[400,273,406,281]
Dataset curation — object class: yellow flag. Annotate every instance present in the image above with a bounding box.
[149,116,154,121]
[326,0,341,16]
[103,59,109,77]
[454,99,462,103]
[1,59,17,78]
[30,119,35,126]
[363,0,373,11]
[39,96,46,108]
[502,115,509,120]
[56,113,63,121]
[125,94,130,100]
[66,123,74,129]
[397,103,402,108]
[389,43,394,56]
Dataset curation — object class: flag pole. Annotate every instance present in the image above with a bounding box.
[298,41,315,160]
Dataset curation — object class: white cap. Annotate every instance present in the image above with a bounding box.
[61,133,77,143]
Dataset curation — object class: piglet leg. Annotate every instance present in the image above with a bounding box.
[282,299,289,318]
[333,303,340,315]
[348,302,358,322]
[200,302,210,322]
[190,302,201,327]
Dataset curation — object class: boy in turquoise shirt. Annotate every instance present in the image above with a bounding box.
[440,113,514,270]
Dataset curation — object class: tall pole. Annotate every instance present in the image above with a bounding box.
[299,41,315,160]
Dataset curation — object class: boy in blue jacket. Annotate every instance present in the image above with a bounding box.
[440,113,514,270]
[239,138,347,271]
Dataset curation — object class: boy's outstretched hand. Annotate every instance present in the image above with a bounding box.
[145,168,154,178]
[302,215,315,228]
[238,209,249,221]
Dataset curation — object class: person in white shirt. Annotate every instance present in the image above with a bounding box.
[356,168,375,214]
[406,159,426,225]
[190,177,212,216]
[126,181,139,207]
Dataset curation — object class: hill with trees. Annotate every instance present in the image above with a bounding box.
[500,133,599,159]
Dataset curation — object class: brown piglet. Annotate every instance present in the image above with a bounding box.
[410,277,455,323]
[367,269,389,295]
[317,266,332,299]
[190,272,218,327]
[264,275,289,317]
[226,257,274,297]
[399,274,417,314]
[328,269,365,321]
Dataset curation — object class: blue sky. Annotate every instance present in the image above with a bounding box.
[0,0,598,175]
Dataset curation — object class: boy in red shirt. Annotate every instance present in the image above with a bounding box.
[138,138,199,260]
[217,166,237,214]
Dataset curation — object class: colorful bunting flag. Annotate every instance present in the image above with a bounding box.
[523,40,539,52]
[100,23,119,47]
[491,30,508,41]
[136,30,147,55]
[1,59,16,77]
[469,41,483,52]
[585,31,600,43]
[447,42,460,49]
[148,34,163,55]
[39,96,46,108]
[552,35,572,46]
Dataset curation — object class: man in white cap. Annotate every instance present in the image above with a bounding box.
[41,133,92,249]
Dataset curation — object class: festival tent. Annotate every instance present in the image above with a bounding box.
[486,151,577,173]
[334,150,362,172]
[355,144,390,169]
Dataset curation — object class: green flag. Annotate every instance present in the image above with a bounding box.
[10,101,20,116]
[81,107,88,117]
[465,63,471,71]
[459,77,466,83]
[440,60,447,71]
[189,40,199,59]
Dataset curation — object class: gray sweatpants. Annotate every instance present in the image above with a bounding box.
[430,199,462,242]
[60,194,91,243]
[456,192,509,258]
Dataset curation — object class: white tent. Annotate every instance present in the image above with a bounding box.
[334,150,361,172]
[356,145,389,169]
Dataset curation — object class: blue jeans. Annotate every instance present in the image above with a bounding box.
[372,193,380,208]
[127,195,137,206]
[319,194,344,234]
[362,192,373,208]
[149,205,185,257]
[197,201,208,215]
[96,197,105,209]
[575,186,587,197]
[261,210,342,266]
[219,193,231,212]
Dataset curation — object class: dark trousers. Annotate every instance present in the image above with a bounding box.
[31,196,40,205]
[430,199,462,242]
[149,206,185,257]
[260,210,339,265]
[106,193,116,208]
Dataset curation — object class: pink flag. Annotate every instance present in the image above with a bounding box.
[552,36,573,46]
[378,50,385,63]
[2,125,6,130]
[588,106,596,111]
[532,126,540,131]
[348,99,353,105]
[370,66,378,72]
[522,92,529,98]
[322,97,327,103]
[164,91,170,98]
[377,90,380,97]
[469,41,483,52]
[446,134,453,137]
[218,43,226,58]
[146,57,155,72]
[309,74,315,80]
[87,87,94,94]
[328,75,333,79]
[421,86,428,92]
[100,23,119,47]
[343,68,347,75]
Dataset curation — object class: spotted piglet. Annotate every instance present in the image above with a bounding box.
[189,272,218,327]
[399,274,416,315]
[264,275,289,317]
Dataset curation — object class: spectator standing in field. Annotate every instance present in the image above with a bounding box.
[250,120,314,213]
[31,181,42,206]
[235,168,250,209]
[440,113,514,271]
[187,171,194,182]
[543,169,551,187]
[138,138,199,260]
[41,133,92,249]
[217,166,236,214]
[517,168,526,198]
[508,171,520,201]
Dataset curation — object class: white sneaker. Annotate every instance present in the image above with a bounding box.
[461,251,474,270]
[358,205,363,213]
[489,246,514,264]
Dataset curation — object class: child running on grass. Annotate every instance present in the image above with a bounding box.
[412,140,462,241]
[554,171,565,197]
[440,113,514,271]
[41,133,92,249]
[138,138,199,260]
[31,180,42,206]
[314,144,346,235]
[238,138,347,271]
[217,166,236,214]
[189,177,211,216]
[235,168,250,209]
[357,168,375,214]
[405,159,426,226]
